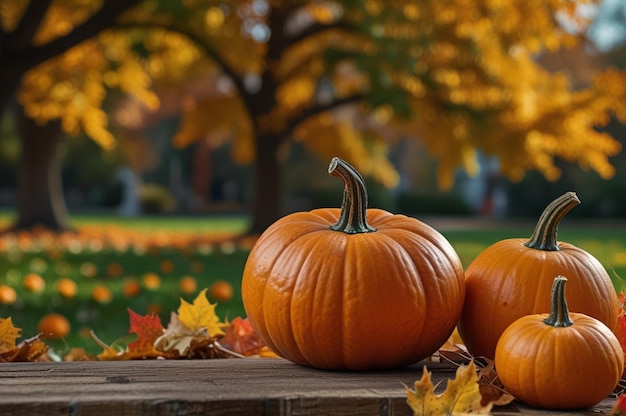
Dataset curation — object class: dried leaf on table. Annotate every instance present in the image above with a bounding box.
[127,308,164,351]
[154,312,208,356]
[0,317,20,353]
[476,359,515,406]
[406,360,493,415]
[0,336,49,362]
[220,317,267,357]
[177,288,226,337]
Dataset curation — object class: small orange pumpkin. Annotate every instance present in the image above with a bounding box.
[38,313,71,340]
[209,280,234,302]
[495,276,623,409]
[0,285,17,305]
[458,192,619,359]
[23,273,45,293]
[241,157,465,370]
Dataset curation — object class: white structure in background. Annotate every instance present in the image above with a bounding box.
[116,166,141,217]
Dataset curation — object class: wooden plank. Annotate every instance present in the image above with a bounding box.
[0,358,616,415]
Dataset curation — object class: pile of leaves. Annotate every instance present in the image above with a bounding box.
[0,289,273,362]
[94,289,273,360]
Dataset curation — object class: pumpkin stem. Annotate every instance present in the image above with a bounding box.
[524,192,580,251]
[328,157,376,234]
[543,276,574,327]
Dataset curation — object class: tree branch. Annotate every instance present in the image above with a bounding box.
[285,19,351,51]
[6,2,141,73]
[285,93,365,139]
[111,20,249,115]
[9,0,54,51]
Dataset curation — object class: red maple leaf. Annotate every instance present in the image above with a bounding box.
[220,317,266,356]
[127,308,164,351]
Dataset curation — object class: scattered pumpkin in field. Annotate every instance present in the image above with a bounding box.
[92,285,113,304]
[122,280,141,298]
[160,259,175,274]
[56,278,77,299]
[142,273,161,290]
[105,262,123,278]
[495,276,623,410]
[209,280,233,302]
[23,273,45,293]
[242,157,465,370]
[0,285,17,305]
[458,192,620,359]
[38,313,71,340]
[179,276,198,295]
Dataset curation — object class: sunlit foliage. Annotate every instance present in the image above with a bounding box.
[5,0,626,188]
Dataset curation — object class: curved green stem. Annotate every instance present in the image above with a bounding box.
[524,191,580,251]
[328,157,376,234]
[544,276,573,327]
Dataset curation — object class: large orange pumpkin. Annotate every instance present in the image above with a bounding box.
[458,192,620,359]
[242,157,465,370]
[495,276,623,409]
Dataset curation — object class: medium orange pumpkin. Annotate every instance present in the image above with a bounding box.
[209,280,234,302]
[38,313,71,340]
[495,276,623,410]
[458,192,619,359]
[241,157,465,370]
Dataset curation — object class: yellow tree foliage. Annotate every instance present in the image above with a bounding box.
[5,0,626,190]
[374,0,626,188]
[164,0,626,188]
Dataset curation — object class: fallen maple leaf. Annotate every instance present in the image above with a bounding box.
[0,317,21,354]
[406,361,494,416]
[154,311,208,355]
[178,289,226,337]
[476,359,515,407]
[127,308,164,350]
[93,329,172,361]
[0,335,49,363]
[220,317,267,357]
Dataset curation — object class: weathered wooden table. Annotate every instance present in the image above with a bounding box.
[0,358,616,415]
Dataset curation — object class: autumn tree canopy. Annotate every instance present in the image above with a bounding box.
[2,0,626,232]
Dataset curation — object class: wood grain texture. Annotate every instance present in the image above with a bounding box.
[0,358,616,415]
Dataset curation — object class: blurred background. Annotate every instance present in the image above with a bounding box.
[2,0,626,355]
[2,0,626,228]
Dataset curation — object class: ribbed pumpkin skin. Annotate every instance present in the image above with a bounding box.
[241,208,465,371]
[458,239,619,359]
[495,312,623,409]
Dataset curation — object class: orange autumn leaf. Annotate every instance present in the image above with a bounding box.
[127,308,164,351]
[611,395,626,416]
[63,347,96,361]
[220,317,266,357]
[406,361,493,415]
[0,336,48,363]
[93,330,171,361]
[476,359,515,407]
[178,288,226,337]
[0,317,21,353]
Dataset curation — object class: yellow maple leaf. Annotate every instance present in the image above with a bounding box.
[177,289,226,337]
[406,361,493,416]
[0,318,21,354]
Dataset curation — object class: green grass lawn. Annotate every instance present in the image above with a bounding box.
[1,211,625,356]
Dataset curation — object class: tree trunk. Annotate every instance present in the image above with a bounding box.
[9,107,71,232]
[248,134,282,235]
